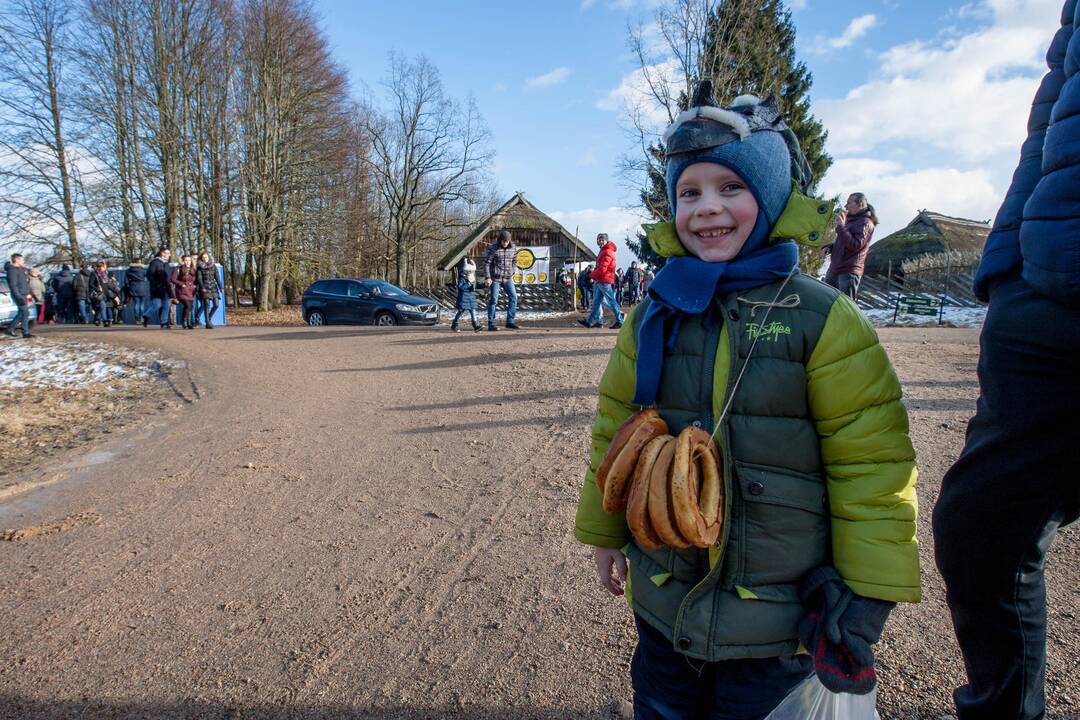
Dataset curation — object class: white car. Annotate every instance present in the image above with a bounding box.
[0,277,18,325]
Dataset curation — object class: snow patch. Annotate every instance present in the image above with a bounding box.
[0,339,166,390]
[863,306,987,328]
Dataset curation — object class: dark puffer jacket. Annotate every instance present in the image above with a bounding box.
[828,210,875,276]
[147,256,171,299]
[195,261,219,299]
[484,241,518,282]
[74,268,91,301]
[976,0,1078,304]
[170,265,197,302]
[4,262,30,305]
[51,268,75,300]
[124,264,150,299]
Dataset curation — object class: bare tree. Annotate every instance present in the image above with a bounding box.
[366,53,494,286]
[0,0,83,263]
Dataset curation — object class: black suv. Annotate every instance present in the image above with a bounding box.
[301,279,440,326]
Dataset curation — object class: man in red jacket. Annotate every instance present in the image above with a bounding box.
[578,233,624,329]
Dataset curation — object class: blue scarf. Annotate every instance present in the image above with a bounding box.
[632,214,799,407]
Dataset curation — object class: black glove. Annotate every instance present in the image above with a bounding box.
[798,566,894,695]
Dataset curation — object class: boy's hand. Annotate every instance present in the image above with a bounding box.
[593,547,627,596]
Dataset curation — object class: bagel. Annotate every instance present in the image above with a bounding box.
[595,408,665,493]
[646,437,690,548]
[601,415,668,513]
[670,427,723,548]
[625,435,671,549]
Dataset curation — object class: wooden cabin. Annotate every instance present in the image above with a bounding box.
[864,211,990,277]
[437,192,597,282]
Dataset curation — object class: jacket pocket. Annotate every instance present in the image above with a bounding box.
[733,461,829,587]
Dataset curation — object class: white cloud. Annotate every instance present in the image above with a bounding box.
[830,14,878,49]
[789,0,807,8]
[578,148,598,166]
[549,206,651,267]
[815,0,1060,162]
[580,0,596,9]
[526,67,572,90]
[819,158,1000,241]
[596,58,681,132]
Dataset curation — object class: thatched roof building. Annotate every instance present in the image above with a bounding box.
[437,193,596,279]
[864,211,991,276]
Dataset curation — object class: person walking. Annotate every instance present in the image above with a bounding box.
[933,3,1080,719]
[578,233,624,329]
[823,193,876,300]
[170,255,198,329]
[614,267,625,305]
[483,230,520,331]
[27,269,46,325]
[450,258,481,332]
[144,248,173,328]
[88,260,118,327]
[626,261,644,305]
[124,261,150,324]
[74,264,93,324]
[51,264,76,323]
[577,264,593,312]
[195,252,220,329]
[3,253,34,338]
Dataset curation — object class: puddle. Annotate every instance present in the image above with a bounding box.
[71,450,117,468]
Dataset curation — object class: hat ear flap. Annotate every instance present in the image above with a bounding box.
[643,222,689,257]
[770,183,836,248]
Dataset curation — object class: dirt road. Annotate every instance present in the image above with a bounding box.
[0,323,1076,719]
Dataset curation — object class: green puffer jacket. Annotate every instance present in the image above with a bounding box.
[574,274,920,661]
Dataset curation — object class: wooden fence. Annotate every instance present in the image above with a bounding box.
[857,256,983,311]
[404,283,575,313]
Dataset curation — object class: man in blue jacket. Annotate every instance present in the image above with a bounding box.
[4,253,34,338]
[933,3,1080,719]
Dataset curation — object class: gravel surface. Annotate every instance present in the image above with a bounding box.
[0,321,1075,719]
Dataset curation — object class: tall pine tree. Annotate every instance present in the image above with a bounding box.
[631,0,831,275]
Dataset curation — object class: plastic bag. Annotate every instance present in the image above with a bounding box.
[764,675,880,720]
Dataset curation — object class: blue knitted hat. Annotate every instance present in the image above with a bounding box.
[664,83,811,233]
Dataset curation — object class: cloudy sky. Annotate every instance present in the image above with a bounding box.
[317,0,1065,267]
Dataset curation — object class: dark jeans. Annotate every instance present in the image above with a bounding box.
[6,302,32,336]
[451,308,477,327]
[178,299,193,327]
[201,297,219,327]
[824,271,861,300]
[95,297,113,324]
[144,296,171,327]
[57,296,75,323]
[631,615,812,720]
[933,274,1080,720]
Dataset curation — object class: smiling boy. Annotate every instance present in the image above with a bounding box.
[574,84,920,719]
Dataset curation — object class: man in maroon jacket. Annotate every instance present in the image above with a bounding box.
[578,233,624,329]
[823,193,877,300]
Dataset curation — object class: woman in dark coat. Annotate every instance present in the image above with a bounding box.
[824,192,877,300]
[195,251,220,329]
[450,258,480,332]
[170,255,198,329]
[124,262,150,323]
[88,261,120,326]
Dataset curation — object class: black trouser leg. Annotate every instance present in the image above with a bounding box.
[180,300,193,327]
[933,275,1080,720]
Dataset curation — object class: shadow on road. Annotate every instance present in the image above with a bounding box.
[388,386,597,412]
[903,398,977,412]
[386,330,615,346]
[325,348,611,373]
[400,412,595,435]
[0,696,609,720]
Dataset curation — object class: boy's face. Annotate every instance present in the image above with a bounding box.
[674,163,759,263]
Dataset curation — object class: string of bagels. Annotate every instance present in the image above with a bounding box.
[595,268,797,549]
